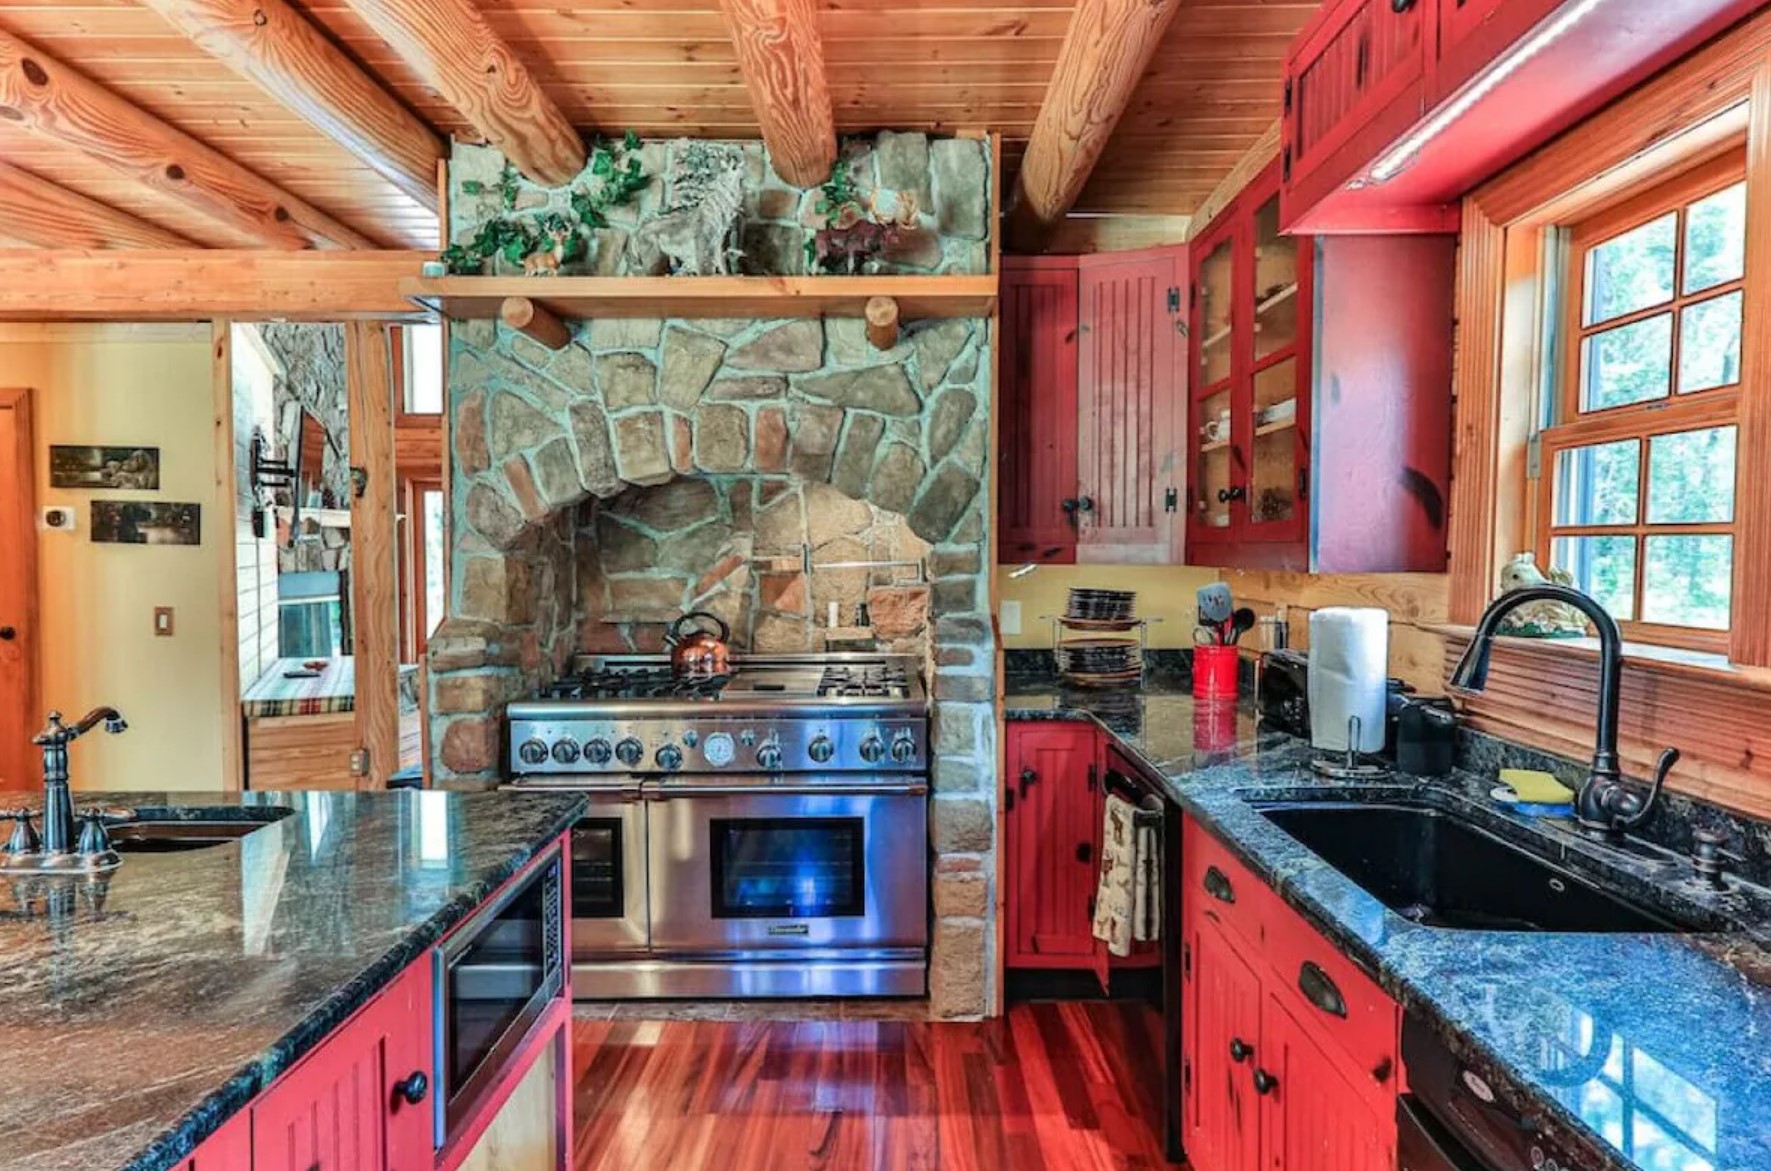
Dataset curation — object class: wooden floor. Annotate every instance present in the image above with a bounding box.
[572,1001,1180,1171]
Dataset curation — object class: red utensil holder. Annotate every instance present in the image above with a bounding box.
[1192,644,1240,700]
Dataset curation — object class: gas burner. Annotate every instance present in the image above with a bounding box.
[542,668,733,702]
[816,663,911,699]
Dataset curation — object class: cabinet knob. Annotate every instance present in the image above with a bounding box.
[393,1070,429,1107]
[1229,1038,1253,1064]
[1253,1069,1279,1096]
[0,626,14,641]
[1020,767,1037,790]
[1075,841,1092,865]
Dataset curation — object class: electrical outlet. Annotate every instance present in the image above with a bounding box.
[41,506,76,533]
[153,607,175,637]
[1000,600,1023,636]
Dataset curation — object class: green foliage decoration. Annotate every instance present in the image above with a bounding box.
[441,135,647,275]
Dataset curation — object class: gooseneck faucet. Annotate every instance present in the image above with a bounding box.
[1448,584,1678,840]
[32,708,128,856]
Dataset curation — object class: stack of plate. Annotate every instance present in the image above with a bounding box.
[1065,588,1138,627]
[1055,638,1142,687]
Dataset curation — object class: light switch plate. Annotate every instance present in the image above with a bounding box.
[1000,599,1023,636]
[153,607,175,637]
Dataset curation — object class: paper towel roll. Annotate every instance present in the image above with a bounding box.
[1308,607,1389,753]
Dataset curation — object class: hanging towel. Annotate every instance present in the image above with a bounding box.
[1093,793,1163,956]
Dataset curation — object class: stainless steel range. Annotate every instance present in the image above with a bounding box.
[504,653,929,999]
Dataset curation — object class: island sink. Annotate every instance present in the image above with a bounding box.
[1254,801,1716,934]
[109,817,283,853]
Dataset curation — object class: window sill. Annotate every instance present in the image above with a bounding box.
[1426,623,1771,691]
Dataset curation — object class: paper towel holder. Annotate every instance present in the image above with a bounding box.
[1309,714,1393,780]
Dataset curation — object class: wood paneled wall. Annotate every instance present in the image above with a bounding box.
[1221,570,1450,696]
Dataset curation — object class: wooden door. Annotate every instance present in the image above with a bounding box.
[1259,990,1396,1171]
[1077,248,1184,563]
[998,259,1081,564]
[1004,723,1102,970]
[1185,917,1264,1171]
[253,960,433,1171]
[0,388,36,790]
[345,324,400,789]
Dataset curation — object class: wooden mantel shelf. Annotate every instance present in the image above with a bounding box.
[400,274,999,324]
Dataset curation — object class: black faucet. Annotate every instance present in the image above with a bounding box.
[32,708,128,855]
[1448,583,1678,840]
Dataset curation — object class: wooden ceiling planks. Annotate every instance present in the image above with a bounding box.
[0,0,1311,247]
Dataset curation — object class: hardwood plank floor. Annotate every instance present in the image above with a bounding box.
[572,1001,1181,1171]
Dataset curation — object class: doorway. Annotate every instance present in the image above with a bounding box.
[0,387,37,789]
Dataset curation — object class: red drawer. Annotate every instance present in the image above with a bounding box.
[1183,816,1283,950]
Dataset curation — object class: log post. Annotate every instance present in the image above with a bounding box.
[864,296,901,351]
[500,296,572,351]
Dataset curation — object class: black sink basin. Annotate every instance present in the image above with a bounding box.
[1255,802,1708,933]
[110,817,282,853]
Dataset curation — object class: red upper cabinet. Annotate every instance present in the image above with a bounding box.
[252,960,434,1171]
[999,259,1081,565]
[997,248,1187,566]
[1003,722,1105,981]
[1281,0,1763,232]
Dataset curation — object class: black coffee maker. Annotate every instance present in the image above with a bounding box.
[1256,650,1311,737]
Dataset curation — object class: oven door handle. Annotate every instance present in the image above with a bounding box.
[646,781,928,798]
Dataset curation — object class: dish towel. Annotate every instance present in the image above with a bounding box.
[1093,794,1164,956]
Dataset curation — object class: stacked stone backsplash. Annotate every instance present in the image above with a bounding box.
[253,322,352,576]
[428,133,999,1019]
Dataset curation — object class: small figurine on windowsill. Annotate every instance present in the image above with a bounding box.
[1496,552,1590,638]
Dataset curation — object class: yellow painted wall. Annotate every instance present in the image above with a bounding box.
[995,563,1221,648]
[0,324,227,792]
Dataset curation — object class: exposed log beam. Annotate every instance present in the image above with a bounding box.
[1006,0,1182,251]
[0,250,425,320]
[717,0,836,188]
[499,296,570,350]
[340,0,584,187]
[0,30,373,248]
[0,160,195,248]
[136,0,445,212]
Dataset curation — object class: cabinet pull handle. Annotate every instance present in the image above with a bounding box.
[1216,486,1247,504]
[1229,1037,1253,1064]
[1391,0,1416,11]
[1076,841,1093,864]
[1202,865,1235,904]
[1253,1069,1279,1096]
[393,1070,429,1107]
[1020,767,1037,791]
[1299,961,1348,1018]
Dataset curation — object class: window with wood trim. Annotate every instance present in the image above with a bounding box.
[1537,152,1745,652]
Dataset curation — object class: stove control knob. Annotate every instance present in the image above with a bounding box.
[550,739,581,765]
[655,744,684,772]
[756,740,784,772]
[582,738,612,765]
[890,733,917,764]
[518,739,549,767]
[614,737,644,768]
[807,735,835,764]
[859,736,886,764]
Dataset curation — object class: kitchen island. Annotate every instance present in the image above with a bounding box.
[0,787,586,1171]
[1007,678,1771,1171]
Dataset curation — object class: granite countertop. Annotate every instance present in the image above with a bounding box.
[1007,679,1771,1171]
[0,787,587,1171]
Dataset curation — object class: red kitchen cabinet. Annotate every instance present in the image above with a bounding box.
[177,1113,251,1170]
[998,248,1186,566]
[999,259,1081,565]
[1259,991,1398,1171]
[252,959,434,1171]
[1284,0,1427,199]
[1003,721,1105,982]
[1183,917,1264,1171]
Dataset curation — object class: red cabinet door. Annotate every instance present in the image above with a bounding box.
[252,960,434,1171]
[1076,248,1184,563]
[1432,0,1565,98]
[998,259,1081,565]
[1004,723,1103,971]
[1184,917,1265,1171]
[1258,990,1397,1171]
[1283,0,1427,193]
[175,1112,251,1170]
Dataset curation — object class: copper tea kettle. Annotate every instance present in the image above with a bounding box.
[666,611,732,676]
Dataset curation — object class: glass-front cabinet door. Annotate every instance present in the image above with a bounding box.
[1187,161,1311,561]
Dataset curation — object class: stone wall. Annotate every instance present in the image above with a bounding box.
[428,134,1000,1019]
[254,323,351,576]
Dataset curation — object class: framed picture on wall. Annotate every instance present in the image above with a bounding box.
[49,445,161,490]
[90,501,201,546]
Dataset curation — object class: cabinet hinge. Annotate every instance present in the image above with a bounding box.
[1183,1056,1193,1094]
[1165,487,1179,513]
[1087,763,1098,791]
[1283,77,1293,115]
[1167,286,1182,313]
[1182,940,1192,979]
[1526,433,1543,480]
[1005,788,1015,812]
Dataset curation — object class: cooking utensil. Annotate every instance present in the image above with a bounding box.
[1226,607,1257,645]
[1197,582,1233,627]
[665,611,732,677]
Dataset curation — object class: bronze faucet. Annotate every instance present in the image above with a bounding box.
[1448,584,1679,840]
[1,708,129,872]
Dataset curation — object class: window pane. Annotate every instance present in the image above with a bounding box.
[1581,314,1672,411]
[1647,427,1735,524]
[1553,439,1638,526]
[1683,181,1745,294]
[1642,535,1731,629]
[1584,213,1676,325]
[406,323,444,414]
[423,490,446,637]
[1677,291,1742,393]
[1551,536,1636,621]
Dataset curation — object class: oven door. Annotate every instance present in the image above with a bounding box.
[646,777,928,953]
[568,787,649,957]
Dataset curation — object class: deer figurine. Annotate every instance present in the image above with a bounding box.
[521,226,573,277]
